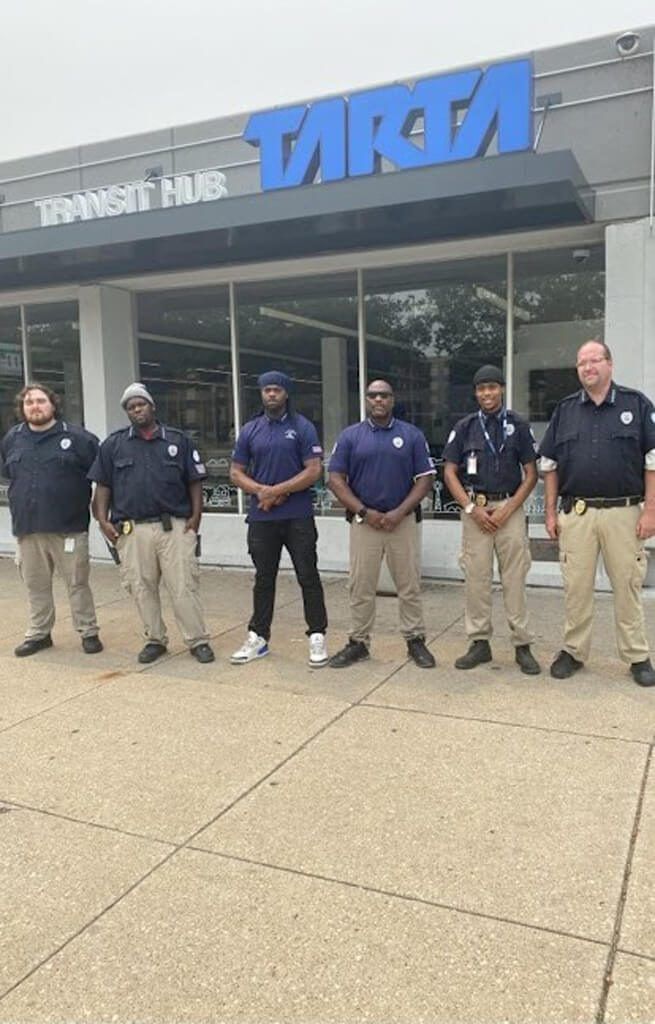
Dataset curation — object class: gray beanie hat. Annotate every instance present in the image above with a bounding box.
[120,382,155,409]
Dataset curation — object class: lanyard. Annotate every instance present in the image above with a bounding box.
[478,409,507,457]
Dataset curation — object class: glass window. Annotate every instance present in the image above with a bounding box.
[236,273,358,515]
[363,257,508,517]
[0,307,23,436]
[26,302,83,424]
[137,287,236,511]
[512,245,605,521]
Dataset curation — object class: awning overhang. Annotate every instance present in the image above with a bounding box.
[0,150,594,289]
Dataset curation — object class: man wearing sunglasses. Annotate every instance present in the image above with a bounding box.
[328,380,436,669]
[539,339,655,686]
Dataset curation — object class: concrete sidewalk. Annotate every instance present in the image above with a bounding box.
[0,556,653,1024]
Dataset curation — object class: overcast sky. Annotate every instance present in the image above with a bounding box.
[2,0,653,162]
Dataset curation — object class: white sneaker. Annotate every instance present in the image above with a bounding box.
[230,631,269,664]
[308,632,328,667]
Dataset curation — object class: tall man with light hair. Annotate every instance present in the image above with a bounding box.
[539,339,655,686]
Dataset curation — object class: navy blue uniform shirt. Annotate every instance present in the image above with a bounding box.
[539,383,655,498]
[329,418,434,511]
[232,411,323,522]
[0,419,99,536]
[442,408,536,494]
[88,423,207,522]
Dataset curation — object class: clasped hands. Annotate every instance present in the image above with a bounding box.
[256,484,289,511]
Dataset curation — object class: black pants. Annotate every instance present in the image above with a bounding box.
[247,518,327,641]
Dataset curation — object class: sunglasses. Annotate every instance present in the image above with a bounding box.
[366,391,393,399]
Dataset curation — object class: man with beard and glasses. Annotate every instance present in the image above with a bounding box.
[89,382,214,665]
[443,365,540,674]
[229,370,328,667]
[539,339,655,686]
[328,380,436,669]
[0,382,102,657]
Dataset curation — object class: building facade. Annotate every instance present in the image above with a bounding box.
[0,27,654,585]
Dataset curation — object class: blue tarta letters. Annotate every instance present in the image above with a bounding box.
[244,58,532,191]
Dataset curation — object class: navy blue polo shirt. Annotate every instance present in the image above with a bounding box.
[442,408,536,493]
[232,411,323,522]
[0,419,99,537]
[539,383,655,498]
[329,418,435,511]
[88,423,207,522]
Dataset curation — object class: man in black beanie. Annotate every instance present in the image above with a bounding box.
[230,371,328,667]
[443,365,541,673]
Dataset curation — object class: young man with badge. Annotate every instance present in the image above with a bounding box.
[327,379,436,669]
[90,382,215,665]
[443,365,541,674]
[0,383,102,656]
[539,339,655,686]
[229,370,329,667]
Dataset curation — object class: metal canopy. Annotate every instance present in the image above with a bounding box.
[0,150,594,289]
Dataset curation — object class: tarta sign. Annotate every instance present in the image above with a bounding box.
[244,59,532,191]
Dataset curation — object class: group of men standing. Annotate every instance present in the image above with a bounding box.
[2,340,654,687]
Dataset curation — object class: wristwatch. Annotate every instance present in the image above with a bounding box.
[464,501,475,515]
[355,507,368,524]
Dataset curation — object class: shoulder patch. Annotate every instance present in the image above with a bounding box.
[447,429,456,443]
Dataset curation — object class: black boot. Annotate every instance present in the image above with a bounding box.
[454,640,492,670]
[515,645,541,675]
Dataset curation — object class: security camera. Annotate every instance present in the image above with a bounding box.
[572,248,590,264]
[615,31,640,57]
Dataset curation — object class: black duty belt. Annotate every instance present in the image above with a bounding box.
[471,491,512,507]
[561,495,642,515]
[118,514,185,534]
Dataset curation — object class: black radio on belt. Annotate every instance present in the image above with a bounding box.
[161,512,172,531]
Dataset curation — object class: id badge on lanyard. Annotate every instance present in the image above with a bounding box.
[466,453,478,476]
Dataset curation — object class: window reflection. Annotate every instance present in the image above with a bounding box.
[26,302,83,423]
[236,274,358,515]
[138,287,236,511]
[363,258,507,517]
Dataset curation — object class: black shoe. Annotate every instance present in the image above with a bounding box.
[407,636,436,669]
[138,642,167,664]
[14,635,53,658]
[515,644,541,675]
[329,640,369,669]
[550,650,583,679]
[454,640,492,670]
[82,635,103,654]
[630,659,655,687]
[191,643,215,664]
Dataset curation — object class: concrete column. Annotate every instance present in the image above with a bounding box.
[321,335,349,454]
[605,219,655,394]
[78,284,138,439]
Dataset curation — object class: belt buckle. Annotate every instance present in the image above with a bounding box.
[475,494,487,508]
[122,520,133,535]
[574,499,587,516]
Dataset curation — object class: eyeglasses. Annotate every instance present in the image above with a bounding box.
[366,391,393,399]
[576,357,608,368]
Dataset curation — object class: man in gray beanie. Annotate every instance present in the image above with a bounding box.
[443,365,541,674]
[89,382,215,664]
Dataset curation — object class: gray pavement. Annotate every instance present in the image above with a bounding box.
[0,556,654,1024]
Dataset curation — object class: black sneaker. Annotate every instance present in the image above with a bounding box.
[515,644,541,675]
[138,642,167,664]
[82,635,103,654]
[550,650,583,679]
[14,635,53,658]
[454,640,492,670]
[190,643,215,664]
[407,637,436,669]
[630,659,655,687]
[329,640,369,669]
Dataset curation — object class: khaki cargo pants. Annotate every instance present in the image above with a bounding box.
[558,504,649,664]
[349,514,426,643]
[16,532,99,640]
[116,518,209,648]
[459,501,533,646]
